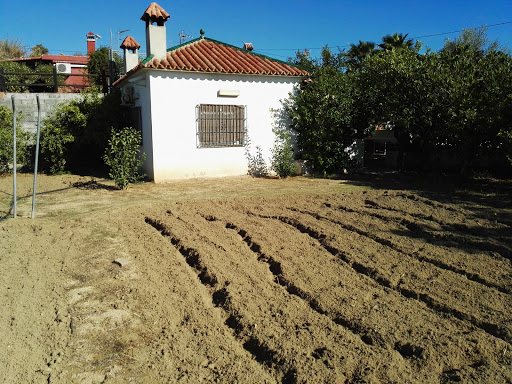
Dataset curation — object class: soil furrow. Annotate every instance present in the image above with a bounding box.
[223,220,378,348]
[293,206,510,294]
[322,200,512,289]
[253,212,512,345]
[363,198,512,260]
[200,203,510,381]
[170,209,416,383]
[144,216,291,381]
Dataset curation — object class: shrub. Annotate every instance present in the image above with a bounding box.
[103,126,145,189]
[41,89,127,174]
[0,61,58,93]
[40,103,79,174]
[0,106,31,173]
[270,128,295,178]
[245,136,268,177]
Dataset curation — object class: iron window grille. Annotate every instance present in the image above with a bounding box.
[196,104,247,148]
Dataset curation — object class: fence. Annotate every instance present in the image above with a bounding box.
[0,66,108,93]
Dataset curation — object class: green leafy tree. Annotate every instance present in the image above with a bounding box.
[286,28,512,176]
[30,44,49,57]
[288,49,318,72]
[0,106,31,173]
[443,26,501,55]
[437,43,512,173]
[87,47,123,86]
[285,66,363,175]
[103,126,145,189]
[353,46,437,166]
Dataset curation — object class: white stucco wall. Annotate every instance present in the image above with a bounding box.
[134,70,300,182]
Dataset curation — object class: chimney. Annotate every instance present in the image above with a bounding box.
[87,32,96,55]
[121,36,141,73]
[141,3,170,61]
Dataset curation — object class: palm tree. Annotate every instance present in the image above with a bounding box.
[378,33,414,50]
[345,40,377,70]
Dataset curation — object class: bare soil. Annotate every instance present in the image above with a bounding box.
[1,173,511,383]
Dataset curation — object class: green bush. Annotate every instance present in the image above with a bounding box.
[103,126,145,189]
[40,106,76,174]
[0,106,31,173]
[271,128,295,178]
[41,89,127,174]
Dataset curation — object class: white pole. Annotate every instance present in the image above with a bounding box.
[11,95,17,218]
[31,95,41,219]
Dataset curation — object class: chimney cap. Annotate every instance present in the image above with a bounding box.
[121,36,141,51]
[242,41,254,51]
[141,3,170,24]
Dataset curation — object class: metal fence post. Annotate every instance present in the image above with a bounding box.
[53,66,59,93]
[11,96,17,218]
[31,95,41,219]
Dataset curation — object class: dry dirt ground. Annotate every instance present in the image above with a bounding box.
[0,173,511,383]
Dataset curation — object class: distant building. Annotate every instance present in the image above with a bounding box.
[5,32,98,92]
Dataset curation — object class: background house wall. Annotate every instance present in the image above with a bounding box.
[139,71,299,182]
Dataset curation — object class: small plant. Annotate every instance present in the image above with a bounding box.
[245,136,268,177]
[103,126,146,189]
[270,128,296,178]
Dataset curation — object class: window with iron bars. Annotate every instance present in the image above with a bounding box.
[196,104,247,148]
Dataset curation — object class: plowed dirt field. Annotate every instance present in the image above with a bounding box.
[1,173,511,383]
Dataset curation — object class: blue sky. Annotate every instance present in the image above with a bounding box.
[1,0,511,60]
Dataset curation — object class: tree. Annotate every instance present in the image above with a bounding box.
[443,26,500,54]
[355,28,512,174]
[30,44,49,57]
[87,47,123,86]
[354,47,436,167]
[437,43,512,173]
[285,67,364,175]
[0,38,26,60]
[288,49,318,72]
[286,28,512,176]
[345,40,377,71]
[378,33,415,51]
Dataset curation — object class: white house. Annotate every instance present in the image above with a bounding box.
[114,3,309,182]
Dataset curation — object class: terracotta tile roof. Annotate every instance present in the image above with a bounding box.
[141,36,309,77]
[141,3,170,23]
[120,36,141,50]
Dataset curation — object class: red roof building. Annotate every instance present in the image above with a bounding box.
[114,3,309,182]
[5,32,99,92]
